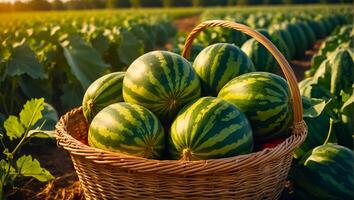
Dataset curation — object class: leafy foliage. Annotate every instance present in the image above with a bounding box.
[0,98,57,199]
[0,13,176,115]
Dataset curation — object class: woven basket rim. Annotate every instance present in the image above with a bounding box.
[55,107,307,175]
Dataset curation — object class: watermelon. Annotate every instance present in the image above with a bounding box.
[241,29,289,73]
[195,27,247,47]
[313,48,354,96]
[293,144,354,200]
[88,102,165,159]
[269,23,296,59]
[193,43,255,96]
[82,72,125,123]
[218,72,293,141]
[298,22,316,49]
[123,51,201,124]
[169,97,253,160]
[307,19,327,39]
[285,23,307,58]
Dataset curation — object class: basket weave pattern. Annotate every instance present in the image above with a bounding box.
[56,20,308,200]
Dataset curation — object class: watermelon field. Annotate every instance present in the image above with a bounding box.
[0,4,353,200]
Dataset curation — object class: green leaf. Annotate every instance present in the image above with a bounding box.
[62,35,110,90]
[0,159,16,183]
[2,43,47,81]
[19,75,53,101]
[19,98,45,128]
[60,83,84,111]
[302,97,327,118]
[34,103,58,131]
[118,30,144,66]
[91,33,110,56]
[4,116,24,141]
[341,90,354,115]
[28,130,55,139]
[16,155,54,182]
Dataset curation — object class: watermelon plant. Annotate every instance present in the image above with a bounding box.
[293,97,330,159]
[0,98,57,199]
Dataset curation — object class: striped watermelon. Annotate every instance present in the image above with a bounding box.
[293,144,354,200]
[218,72,293,142]
[169,97,253,161]
[82,72,125,123]
[193,43,255,96]
[307,19,327,39]
[298,22,316,49]
[269,23,296,59]
[88,102,165,159]
[241,29,289,73]
[122,51,201,124]
[315,48,354,96]
[285,23,307,58]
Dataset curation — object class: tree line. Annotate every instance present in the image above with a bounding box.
[0,0,351,12]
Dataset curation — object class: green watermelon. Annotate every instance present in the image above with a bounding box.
[169,97,253,160]
[269,23,296,59]
[313,48,354,96]
[218,72,293,141]
[193,43,255,96]
[307,19,327,39]
[241,29,289,73]
[123,51,201,124]
[285,23,308,58]
[88,102,165,159]
[293,144,354,200]
[299,22,317,49]
[82,72,125,123]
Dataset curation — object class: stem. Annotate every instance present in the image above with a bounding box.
[324,118,334,145]
[0,137,6,150]
[1,157,12,200]
[11,100,41,155]
[0,182,5,200]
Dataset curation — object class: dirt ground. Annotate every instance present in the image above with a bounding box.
[12,15,322,200]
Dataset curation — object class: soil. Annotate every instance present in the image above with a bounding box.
[12,15,323,200]
[174,15,200,33]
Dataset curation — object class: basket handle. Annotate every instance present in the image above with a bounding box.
[182,20,303,126]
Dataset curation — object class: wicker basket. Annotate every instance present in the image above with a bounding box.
[56,20,307,200]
